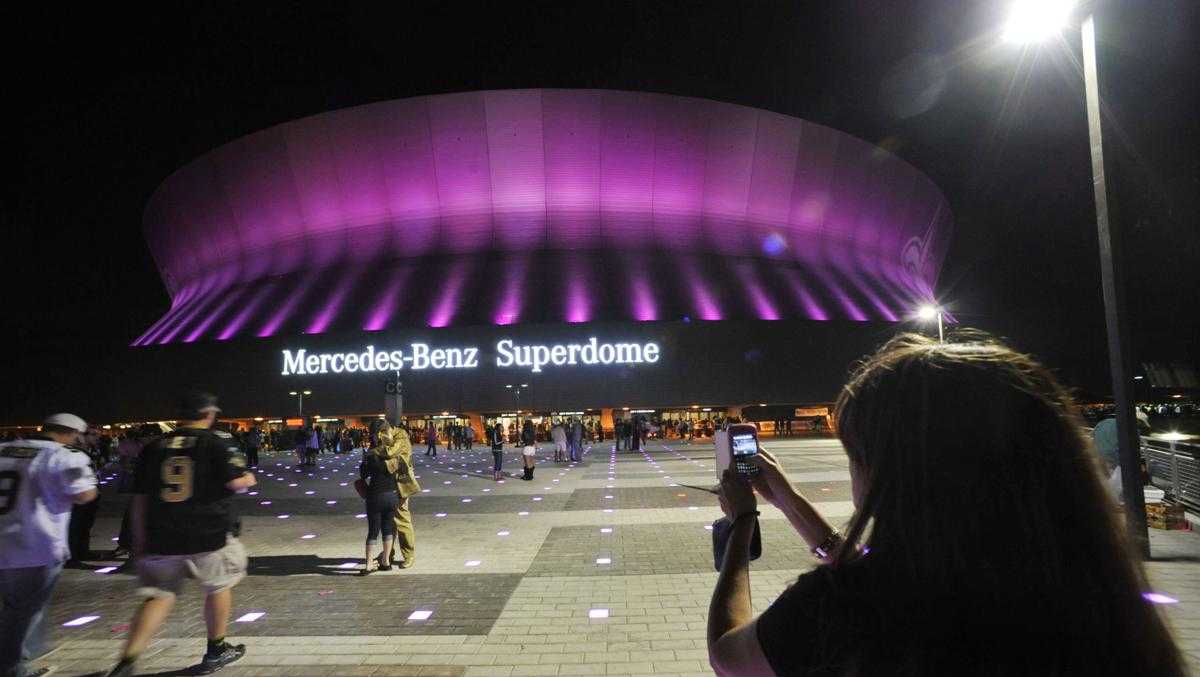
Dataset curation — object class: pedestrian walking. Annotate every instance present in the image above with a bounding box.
[366,421,420,569]
[568,418,583,463]
[306,426,321,465]
[551,420,567,462]
[0,413,98,677]
[293,427,307,466]
[104,392,256,677]
[358,430,399,574]
[65,430,103,566]
[520,419,537,481]
[424,421,437,457]
[489,421,505,481]
[244,426,261,467]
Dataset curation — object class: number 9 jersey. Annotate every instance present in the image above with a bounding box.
[134,427,248,556]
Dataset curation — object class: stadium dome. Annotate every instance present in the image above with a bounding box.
[136,89,951,346]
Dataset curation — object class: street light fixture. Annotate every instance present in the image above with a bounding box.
[916,304,944,343]
[288,390,313,419]
[1002,0,1074,43]
[1002,0,1149,556]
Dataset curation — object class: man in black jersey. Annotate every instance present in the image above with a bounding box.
[105,392,257,677]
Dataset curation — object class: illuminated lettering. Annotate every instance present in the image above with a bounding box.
[411,343,430,369]
[614,343,642,363]
[282,350,306,375]
[531,346,551,372]
[281,338,660,376]
[580,337,598,363]
[644,343,660,363]
[495,340,515,367]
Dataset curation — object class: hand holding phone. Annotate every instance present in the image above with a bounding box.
[728,424,760,477]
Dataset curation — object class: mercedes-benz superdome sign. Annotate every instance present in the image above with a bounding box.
[281,337,661,376]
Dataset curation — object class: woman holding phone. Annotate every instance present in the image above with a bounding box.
[707,331,1185,676]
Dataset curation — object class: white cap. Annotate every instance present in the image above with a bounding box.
[43,413,88,433]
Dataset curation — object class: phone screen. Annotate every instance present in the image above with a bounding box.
[732,433,757,457]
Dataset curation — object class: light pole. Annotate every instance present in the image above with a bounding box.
[288,390,312,419]
[917,304,944,343]
[1004,0,1149,556]
[505,384,529,420]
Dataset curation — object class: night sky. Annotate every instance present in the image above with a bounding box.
[4,1,1197,419]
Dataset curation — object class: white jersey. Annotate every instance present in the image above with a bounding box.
[0,437,97,568]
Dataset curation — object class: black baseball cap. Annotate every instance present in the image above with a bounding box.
[175,391,221,420]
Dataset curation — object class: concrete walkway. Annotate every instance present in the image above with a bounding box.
[32,438,1200,675]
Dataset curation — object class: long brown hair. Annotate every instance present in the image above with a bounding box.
[830,331,1183,674]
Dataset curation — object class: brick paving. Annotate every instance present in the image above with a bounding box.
[30,438,1200,676]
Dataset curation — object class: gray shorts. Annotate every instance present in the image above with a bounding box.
[136,537,247,599]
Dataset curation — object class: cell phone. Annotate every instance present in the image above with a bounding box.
[728,423,759,477]
[712,515,762,570]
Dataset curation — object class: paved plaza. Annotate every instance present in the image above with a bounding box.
[31,438,1200,676]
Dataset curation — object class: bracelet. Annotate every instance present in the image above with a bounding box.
[733,511,760,523]
[811,528,842,560]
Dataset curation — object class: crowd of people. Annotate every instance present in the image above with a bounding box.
[2,330,1192,676]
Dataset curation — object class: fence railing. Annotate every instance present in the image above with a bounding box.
[1142,438,1200,513]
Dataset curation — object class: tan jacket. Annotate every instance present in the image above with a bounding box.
[373,425,422,498]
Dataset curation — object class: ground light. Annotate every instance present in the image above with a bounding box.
[63,616,100,627]
[234,612,266,622]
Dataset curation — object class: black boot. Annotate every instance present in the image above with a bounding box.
[529,466,535,480]
[522,466,532,481]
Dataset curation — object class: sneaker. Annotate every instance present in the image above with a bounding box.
[196,643,246,674]
[104,658,136,677]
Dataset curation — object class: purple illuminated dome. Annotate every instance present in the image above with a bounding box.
[136,89,951,345]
